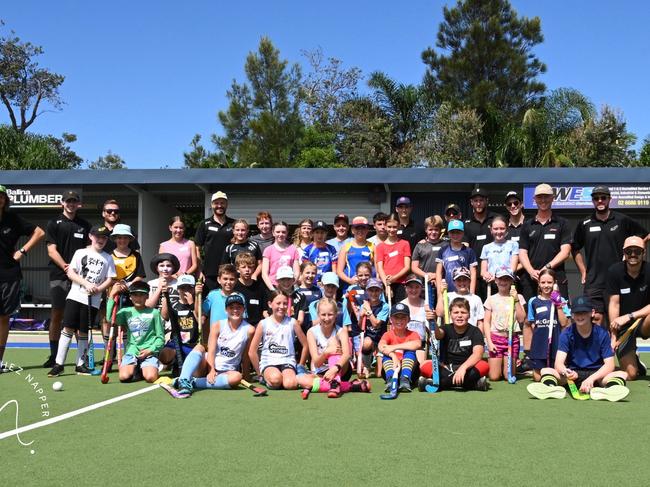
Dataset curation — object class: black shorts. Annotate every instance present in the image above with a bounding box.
[262,364,296,374]
[50,279,72,309]
[0,280,21,316]
[583,286,605,313]
[616,321,639,358]
[62,299,98,332]
[570,369,595,386]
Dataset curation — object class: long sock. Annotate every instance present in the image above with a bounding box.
[401,351,416,381]
[317,379,331,392]
[340,381,352,393]
[55,331,73,365]
[77,335,88,366]
[541,374,558,387]
[49,340,59,358]
[383,358,395,382]
[606,377,626,387]
[194,374,230,389]
[180,350,203,381]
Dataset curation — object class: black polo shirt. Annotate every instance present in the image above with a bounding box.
[397,218,423,251]
[463,211,498,262]
[0,211,37,282]
[194,216,235,278]
[518,213,572,271]
[507,220,524,243]
[572,211,647,289]
[606,262,650,315]
[45,213,91,281]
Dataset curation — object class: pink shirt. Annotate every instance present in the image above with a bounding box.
[263,244,300,285]
[160,239,193,274]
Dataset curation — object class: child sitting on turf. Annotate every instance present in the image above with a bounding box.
[116,281,165,383]
[400,274,429,366]
[437,267,484,329]
[299,298,371,398]
[173,294,254,396]
[377,303,420,392]
[419,297,489,392]
[234,252,266,328]
[356,278,389,377]
[203,264,245,328]
[249,291,308,390]
[483,268,526,381]
[527,295,629,402]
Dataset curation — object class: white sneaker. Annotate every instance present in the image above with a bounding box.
[527,382,566,400]
[590,385,630,402]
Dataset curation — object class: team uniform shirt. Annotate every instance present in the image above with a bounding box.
[111,250,146,283]
[340,241,375,281]
[363,302,389,342]
[440,324,484,367]
[464,212,498,266]
[326,237,351,255]
[250,234,275,253]
[234,279,266,325]
[194,216,235,278]
[221,240,262,266]
[367,235,386,247]
[572,211,647,291]
[160,238,194,275]
[436,244,478,292]
[380,329,421,361]
[203,289,246,326]
[396,219,423,251]
[484,293,525,335]
[446,292,484,327]
[606,262,650,316]
[297,285,323,328]
[264,287,307,323]
[66,247,116,309]
[402,301,427,342]
[147,277,179,311]
[262,244,300,286]
[412,240,444,274]
[308,324,345,374]
[527,296,571,362]
[558,323,613,370]
[0,211,36,282]
[259,316,297,369]
[213,319,252,371]
[302,242,338,280]
[376,240,411,284]
[45,213,91,281]
[507,220,524,243]
[518,213,572,271]
[480,240,519,276]
[116,306,165,357]
[173,301,200,345]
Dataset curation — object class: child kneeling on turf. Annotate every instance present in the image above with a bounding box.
[420,297,489,391]
[249,291,308,390]
[527,296,629,402]
[117,281,164,383]
[173,294,254,396]
[377,303,420,392]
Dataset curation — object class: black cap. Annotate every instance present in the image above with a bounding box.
[90,224,111,237]
[591,186,611,197]
[150,253,181,275]
[445,203,461,215]
[225,294,246,307]
[470,187,488,199]
[571,295,593,313]
[390,302,410,318]
[129,281,150,294]
[333,214,349,224]
[504,191,521,203]
[313,220,328,231]
[61,190,80,202]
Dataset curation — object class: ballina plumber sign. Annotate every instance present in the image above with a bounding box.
[6,187,82,208]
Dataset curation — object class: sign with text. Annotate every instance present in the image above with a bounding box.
[523,185,650,209]
[6,187,82,208]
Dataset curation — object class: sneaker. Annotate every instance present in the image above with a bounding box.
[398,376,412,392]
[301,388,311,400]
[418,376,432,392]
[350,379,371,393]
[327,380,341,398]
[636,355,647,377]
[75,364,95,376]
[177,378,194,396]
[48,364,64,377]
[1,364,11,374]
[43,356,56,368]
[527,382,566,400]
[475,376,490,392]
[590,385,630,402]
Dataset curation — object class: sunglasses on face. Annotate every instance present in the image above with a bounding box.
[592,196,608,202]
[624,248,643,257]
[446,211,459,217]
[104,209,120,214]
[506,200,520,207]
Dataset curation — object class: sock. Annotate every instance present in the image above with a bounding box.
[339,381,352,393]
[0,345,5,363]
[194,374,231,389]
[55,331,73,366]
[77,335,89,367]
[327,355,342,382]
[605,377,626,387]
[362,352,373,370]
[49,340,59,358]
[180,350,203,381]
[541,374,558,387]
[383,358,395,382]
[401,351,416,381]
[103,334,110,353]
[310,378,322,392]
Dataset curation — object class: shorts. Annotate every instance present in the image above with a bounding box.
[62,299,98,332]
[568,368,594,386]
[364,326,385,344]
[489,332,520,359]
[583,286,605,313]
[50,279,72,309]
[616,320,640,358]
[163,340,195,357]
[121,354,160,369]
[262,364,296,374]
[0,280,21,316]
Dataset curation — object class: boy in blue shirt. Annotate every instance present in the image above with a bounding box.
[436,219,478,294]
[302,220,338,282]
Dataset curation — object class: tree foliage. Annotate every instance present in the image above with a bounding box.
[0,124,81,169]
[639,136,650,167]
[88,150,126,170]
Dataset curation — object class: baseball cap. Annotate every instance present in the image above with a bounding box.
[333,214,349,224]
[111,223,134,239]
[211,191,228,201]
[321,272,339,288]
[623,236,645,250]
[390,302,410,318]
[61,190,80,202]
[445,203,461,215]
[452,267,471,280]
[129,281,150,295]
[534,184,554,196]
[591,186,611,197]
[90,224,111,237]
[351,216,369,227]
[0,185,7,194]
[495,268,514,279]
[366,278,383,290]
[150,253,181,275]
[395,196,412,206]
[276,266,294,280]
[225,294,245,307]
[313,220,328,231]
[447,219,464,232]
[177,274,196,287]
[571,295,593,313]
[504,191,521,203]
[470,188,488,199]
[404,274,423,286]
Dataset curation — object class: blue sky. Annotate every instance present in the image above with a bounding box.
[2,1,649,168]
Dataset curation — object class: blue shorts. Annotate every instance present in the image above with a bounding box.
[121,354,160,369]
[163,340,194,357]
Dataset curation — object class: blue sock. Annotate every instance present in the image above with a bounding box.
[401,351,416,380]
[194,374,230,390]
[180,350,203,381]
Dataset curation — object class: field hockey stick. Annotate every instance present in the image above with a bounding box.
[165,289,185,377]
[87,294,101,375]
[117,322,123,366]
[159,382,190,399]
[546,284,558,368]
[564,371,590,401]
[614,317,642,355]
[240,379,268,397]
[443,288,450,324]
[386,283,393,331]
[100,298,119,384]
[196,277,204,344]
[357,313,367,377]
[380,363,400,400]
[507,285,516,384]
[424,275,439,393]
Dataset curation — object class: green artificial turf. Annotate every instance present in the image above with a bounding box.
[2,349,650,486]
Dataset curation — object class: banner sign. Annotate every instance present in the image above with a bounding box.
[6,187,82,208]
[523,185,650,209]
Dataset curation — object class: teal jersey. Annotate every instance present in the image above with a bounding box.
[116,306,165,356]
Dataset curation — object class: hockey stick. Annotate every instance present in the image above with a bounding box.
[443,289,450,325]
[240,379,268,397]
[100,298,119,384]
[564,371,590,401]
[546,284,558,368]
[380,365,399,400]
[165,289,185,377]
[424,276,439,393]
[159,382,190,399]
[614,317,642,355]
[356,314,367,377]
[507,285,516,384]
[86,294,101,376]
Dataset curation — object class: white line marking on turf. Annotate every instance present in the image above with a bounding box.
[0,385,158,441]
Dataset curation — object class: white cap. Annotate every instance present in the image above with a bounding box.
[177,274,196,287]
[211,191,228,201]
[276,266,294,280]
[321,272,339,287]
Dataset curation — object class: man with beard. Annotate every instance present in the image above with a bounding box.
[394,196,423,251]
[100,199,140,254]
[504,191,525,243]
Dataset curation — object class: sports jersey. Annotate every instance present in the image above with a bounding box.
[263,244,300,286]
[340,241,374,281]
[484,293,525,334]
[436,244,477,292]
[147,277,179,311]
[111,250,146,283]
[507,220,524,243]
[234,278,266,325]
[309,324,344,374]
[66,247,116,308]
[173,301,200,345]
[45,213,91,281]
[264,287,307,322]
[213,319,252,371]
[297,285,322,328]
[606,262,650,316]
[0,211,36,281]
[412,240,444,274]
[518,213,572,271]
[527,296,571,361]
[203,289,246,326]
[116,306,165,357]
[401,300,426,341]
[439,324,484,367]
[558,323,613,370]
[221,240,262,266]
[194,216,235,278]
[302,242,338,280]
[446,292,484,327]
[259,316,297,369]
[380,329,421,361]
[375,240,411,283]
[160,238,194,274]
[480,240,519,276]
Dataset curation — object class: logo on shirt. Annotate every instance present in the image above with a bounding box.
[219,346,236,358]
[610,225,618,232]
[268,342,289,355]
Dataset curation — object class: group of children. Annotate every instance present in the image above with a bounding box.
[44,211,635,403]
